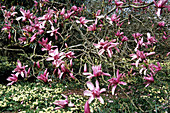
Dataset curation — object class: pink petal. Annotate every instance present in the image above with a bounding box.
[83,72,93,76]
[86,81,95,90]
[119,81,127,85]
[98,49,105,55]
[102,72,111,76]
[112,85,117,95]
[95,80,100,90]
[100,88,106,93]
[84,90,92,96]
[88,96,95,104]
[97,96,104,104]
[84,101,91,113]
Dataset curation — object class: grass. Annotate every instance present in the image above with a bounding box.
[0,73,169,113]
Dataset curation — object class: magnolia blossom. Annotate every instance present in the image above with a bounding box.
[84,80,106,104]
[152,62,162,73]
[37,68,51,82]
[7,74,18,86]
[88,19,97,31]
[18,37,27,44]
[106,14,120,25]
[94,39,119,58]
[115,0,123,12]
[121,36,128,42]
[146,33,157,45]
[83,64,111,79]
[16,8,33,21]
[115,30,124,38]
[60,8,65,15]
[38,38,57,51]
[53,94,74,110]
[76,17,89,27]
[108,69,127,95]
[154,0,168,17]
[144,73,154,87]
[65,51,76,58]
[71,5,78,11]
[158,21,165,27]
[130,50,155,67]
[46,48,65,67]
[47,26,61,40]
[46,48,65,61]
[58,63,75,79]
[134,37,146,51]
[13,60,28,78]
[132,33,143,43]
[63,10,74,19]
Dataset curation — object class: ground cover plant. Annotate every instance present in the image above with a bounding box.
[0,0,169,112]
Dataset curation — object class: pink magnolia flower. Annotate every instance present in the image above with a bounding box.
[115,0,123,12]
[121,36,128,42]
[53,94,74,110]
[76,17,89,27]
[106,14,120,25]
[37,68,51,82]
[7,74,18,86]
[84,80,106,104]
[166,52,170,56]
[83,64,111,79]
[36,61,40,68]
[158,21,165,27]
[38,38,57,51]
[28,19,45,34]
[144,73,154,87]
[130,50,155,67]
[47,26,61,40]
[65,51,76,58]
[132,33,143,43]
[93,39,119,57]
[88,19,97,31]
[38,37,48,47]
[13,60,28,78]
[134,37,146,51]
[47,48,65,61]
[152,62,162,73]
[23,25,35,33]
[84,101,90,113]
[18,37,27,44]
[16,8,33,21]
[88,24,96,31]
[146,33,157,45]
[154,0,168,17]
[108,69,127,95]
[60,8,65,15]
[46,48,65,67]
[63,10,74,19]
[58,63,75,79]
[95,10,104,19]
[115,30,124,38]
[3,10,17,19]
[71,5,78,11]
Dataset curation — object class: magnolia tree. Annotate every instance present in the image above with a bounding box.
[0,0,169,112]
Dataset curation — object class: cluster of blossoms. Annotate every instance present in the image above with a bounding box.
[93,39,120,58]
[7,60,30,86]
[3,0,168,112]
